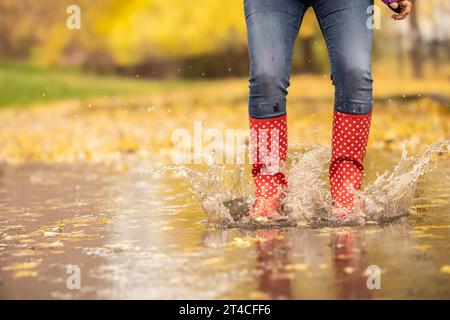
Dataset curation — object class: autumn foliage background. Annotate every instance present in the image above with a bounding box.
[0,0,449,163]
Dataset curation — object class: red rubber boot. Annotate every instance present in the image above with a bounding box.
[329,111,371,217]
[249,115,288,218]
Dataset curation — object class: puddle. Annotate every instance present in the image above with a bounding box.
[0,144,449,299]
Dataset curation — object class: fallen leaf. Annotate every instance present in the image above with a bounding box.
[201,257,224,265]
[3,261,40,271]
[12,249,40,257]
[13,270,38,278]
[99,217,110,224]
[285,263,308,271]
[57,222,65,232]
[440,265,450,274]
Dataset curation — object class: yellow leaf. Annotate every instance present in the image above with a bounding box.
[285,263,308,271]
[3,261,40,271]
[201,257,224,265]
[440,265,450,274]
[13,270,38,278]
[12,249,40,257]
[99,217,110,224]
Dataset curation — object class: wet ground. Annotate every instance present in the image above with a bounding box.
[1,151,449,299]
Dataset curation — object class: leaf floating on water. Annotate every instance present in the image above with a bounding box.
[99,217,110,224]
[38,226,48,233]
[2,261,40,271]
[39,222,65,236]
[13,270,38,279]
[57,222,65,232]
[285,263,308,271]
[440,265,450,274]
[201,257,224,265]
[11,249,40,257]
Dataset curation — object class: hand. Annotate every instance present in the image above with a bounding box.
[389,0,412,20]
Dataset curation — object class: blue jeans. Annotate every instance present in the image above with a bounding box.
[245,0,374,118]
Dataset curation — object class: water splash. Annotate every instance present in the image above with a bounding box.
[166,141,448,229]
[360,141,448,223]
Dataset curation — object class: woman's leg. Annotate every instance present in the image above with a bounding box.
[313,0,374,216]
[245,0,307,217]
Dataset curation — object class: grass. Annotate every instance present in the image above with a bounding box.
[2,60,450,110]
[0,60,194,108]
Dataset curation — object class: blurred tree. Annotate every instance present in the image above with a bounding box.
[0,0,448,78]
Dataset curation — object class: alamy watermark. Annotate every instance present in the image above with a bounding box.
[366,265,381,290]
[66,5,81,30]
[66,264,81,290]
[367,5,382,30]
[171,121,282,173]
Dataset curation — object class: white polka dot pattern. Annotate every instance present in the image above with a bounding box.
[329,111,371,214]
[249,115,288,216]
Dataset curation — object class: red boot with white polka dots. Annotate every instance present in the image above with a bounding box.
[249,115,288,218]
[329,111,371,218]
